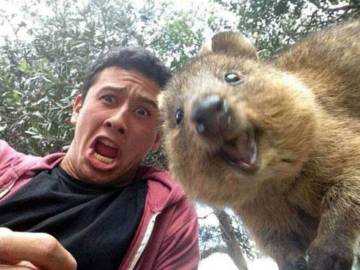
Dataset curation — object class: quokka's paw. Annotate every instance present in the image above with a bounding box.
[286,256,308,270]
[293,257,308,270]
[279,254,307,270]
[307,241,353,270]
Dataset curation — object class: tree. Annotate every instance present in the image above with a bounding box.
[214,0,360,57]
[199,206,257,269]
[214,209,249,270]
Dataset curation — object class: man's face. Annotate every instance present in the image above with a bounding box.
[61,66,162,185]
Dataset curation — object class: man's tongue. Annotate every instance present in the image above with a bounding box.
[94,140,118,158]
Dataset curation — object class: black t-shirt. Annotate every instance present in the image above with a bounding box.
[0,166,147,270]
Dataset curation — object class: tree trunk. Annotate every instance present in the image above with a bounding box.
[214,208,248,270]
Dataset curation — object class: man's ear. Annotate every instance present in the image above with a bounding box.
[151,130,162,152]
[70,95,83,125]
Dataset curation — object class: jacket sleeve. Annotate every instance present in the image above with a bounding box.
[0,140,19,183]
[152,197,200,270]
[0,140,44,200]
[0,140,15,166]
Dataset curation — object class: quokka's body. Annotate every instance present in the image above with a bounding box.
[159,20,360,270]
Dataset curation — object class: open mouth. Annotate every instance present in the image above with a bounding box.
[93,137,119,164]
[217,129,258,173]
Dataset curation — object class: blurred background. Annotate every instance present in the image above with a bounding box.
[0,0,359,268]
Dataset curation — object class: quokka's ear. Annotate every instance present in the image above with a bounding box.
[210,32,258,60]
[199,37,213,56]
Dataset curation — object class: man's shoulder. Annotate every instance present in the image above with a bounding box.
[139,166,183,193]
[140,166,175,186]
[138,166,192,211]
[0,140,33,165]
[139,166,198,232]
[0,139,64,174]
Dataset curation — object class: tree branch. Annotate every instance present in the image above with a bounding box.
[214,209,248,270]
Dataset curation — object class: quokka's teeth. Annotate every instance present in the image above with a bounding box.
[99,138,117,148]
[94,153,114,164]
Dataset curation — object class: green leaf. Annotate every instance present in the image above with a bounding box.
[18,61,31,73]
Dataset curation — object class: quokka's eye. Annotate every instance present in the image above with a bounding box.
[224,72,242,85]
[175,108,184,126]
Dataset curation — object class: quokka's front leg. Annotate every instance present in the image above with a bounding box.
[239,204,310,270]
[307,177,360,270]
[258,230,308,270]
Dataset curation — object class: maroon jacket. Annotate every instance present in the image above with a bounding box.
[0,140,200,269]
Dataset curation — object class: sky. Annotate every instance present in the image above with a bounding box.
[200,253,278,270]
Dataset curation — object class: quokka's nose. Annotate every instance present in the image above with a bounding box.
[191,95,230,138]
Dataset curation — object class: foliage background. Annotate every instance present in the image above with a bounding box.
[0,0,359,267]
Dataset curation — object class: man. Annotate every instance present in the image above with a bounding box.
[0,47,199,269]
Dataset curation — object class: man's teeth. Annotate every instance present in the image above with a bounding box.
[98,138,117,148]
[94,153,114,164]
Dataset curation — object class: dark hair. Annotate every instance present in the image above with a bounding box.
[81,47,171,99]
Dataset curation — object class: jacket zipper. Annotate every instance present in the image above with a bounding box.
[0,179,16,200]
[129,212,160,270]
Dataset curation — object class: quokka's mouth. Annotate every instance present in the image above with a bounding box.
[217,128,258,174]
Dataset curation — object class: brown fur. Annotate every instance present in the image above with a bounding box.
[159,20,360,270]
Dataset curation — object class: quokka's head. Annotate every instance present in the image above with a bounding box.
[159,32,319,207]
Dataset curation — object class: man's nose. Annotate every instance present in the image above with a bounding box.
[104,109,129,135]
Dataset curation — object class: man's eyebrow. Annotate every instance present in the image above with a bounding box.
[137,96,158,109]
[100,86,127,93]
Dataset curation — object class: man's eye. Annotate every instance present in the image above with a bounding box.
[135,107,150,117]
[101,95,116,104]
